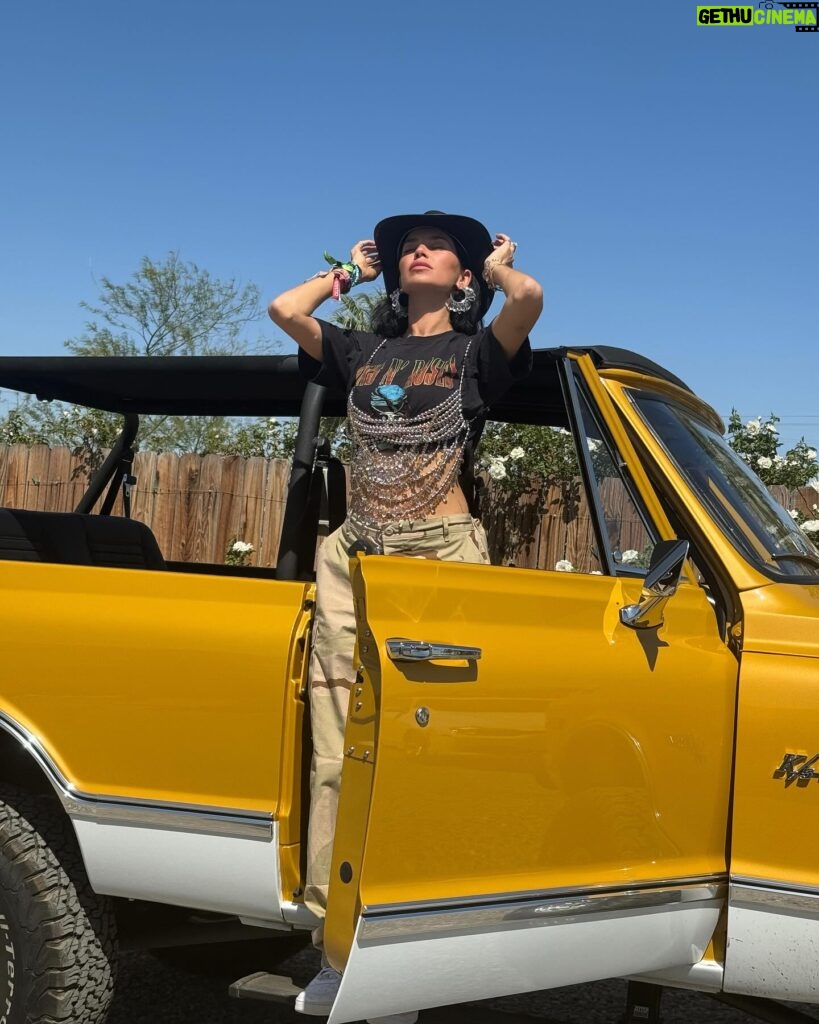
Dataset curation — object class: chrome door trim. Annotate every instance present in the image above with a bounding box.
[360,876,726,941]
[0,708,274,841]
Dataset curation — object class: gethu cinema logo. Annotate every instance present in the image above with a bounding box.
[697,4,818,27]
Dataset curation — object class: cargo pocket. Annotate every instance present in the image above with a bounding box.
[466,523,491,564]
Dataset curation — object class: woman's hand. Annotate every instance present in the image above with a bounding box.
[351,239,381,283]
[484,233,517,280]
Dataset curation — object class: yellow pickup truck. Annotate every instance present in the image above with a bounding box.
[0,348,816,1024]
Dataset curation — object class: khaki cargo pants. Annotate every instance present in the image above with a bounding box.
[304,514,490,950]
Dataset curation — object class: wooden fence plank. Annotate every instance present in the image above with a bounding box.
[151,452,182,560]
[5,446,33,509]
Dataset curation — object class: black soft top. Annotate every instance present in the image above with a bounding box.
[0,347,691,421]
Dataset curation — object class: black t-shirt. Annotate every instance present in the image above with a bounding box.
[299,320,532,512]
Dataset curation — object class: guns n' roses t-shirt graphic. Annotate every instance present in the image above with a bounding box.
[355,352,460,422]
[303,324,529,428]
[298,321,532,507]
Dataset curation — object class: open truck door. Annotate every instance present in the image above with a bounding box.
[321,355,740,1023]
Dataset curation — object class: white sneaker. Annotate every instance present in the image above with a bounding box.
[367,1014,419,1024]
[294,966,342,1016]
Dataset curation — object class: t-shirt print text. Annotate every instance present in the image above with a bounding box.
[354,356,457,390]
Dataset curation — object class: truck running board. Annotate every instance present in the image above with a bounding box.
[229,972,301,1003]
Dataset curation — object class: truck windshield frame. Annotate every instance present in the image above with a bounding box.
[628,391,819,583]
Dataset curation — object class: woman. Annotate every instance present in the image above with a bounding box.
[268,211,543,1018]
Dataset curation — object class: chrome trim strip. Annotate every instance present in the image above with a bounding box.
[363,873,726,916]
[360,878,726,941]
[732,874,819,898]
[0,709,274,841]
[64,797,273,840]
[731,879,819,916]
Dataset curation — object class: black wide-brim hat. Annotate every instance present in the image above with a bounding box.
[373,210,495,320]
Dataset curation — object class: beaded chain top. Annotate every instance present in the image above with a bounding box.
[346,338,473,528]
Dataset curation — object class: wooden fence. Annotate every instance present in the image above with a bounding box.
[0,445,291,567]
[0,445,815,571]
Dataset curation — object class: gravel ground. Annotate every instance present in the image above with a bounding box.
[105,945,819,1024]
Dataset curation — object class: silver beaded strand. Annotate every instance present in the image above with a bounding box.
[346,338,473,528]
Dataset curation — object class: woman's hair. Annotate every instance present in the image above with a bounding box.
[369,287,485,338]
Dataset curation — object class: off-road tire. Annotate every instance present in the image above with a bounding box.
[0,785,117,1023]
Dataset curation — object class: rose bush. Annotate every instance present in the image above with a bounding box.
[727,412,818,489]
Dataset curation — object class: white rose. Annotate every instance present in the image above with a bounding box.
[555,559,574,572]
[801,520,819,534]
[757,456,773,469]
[807,449,817,461]
[764,423,778,434]
[789,509,800,520]
[487,460,507,481]
[621,549,640,564]
[775,455,786,465]
[509,447,525,461]
[232,540,254,553]
[745,418,761,436]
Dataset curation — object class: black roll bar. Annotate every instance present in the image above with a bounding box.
[74,413,140,515]
[275,382,326,581]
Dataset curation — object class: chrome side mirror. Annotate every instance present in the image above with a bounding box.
[619,539,689,630]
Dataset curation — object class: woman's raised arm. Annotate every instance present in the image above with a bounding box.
[483,234,543,359]
[267,239,380,361]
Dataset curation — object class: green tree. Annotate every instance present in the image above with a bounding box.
[0,253,270,460]
[68,251,263,357]
[331,290,384,332]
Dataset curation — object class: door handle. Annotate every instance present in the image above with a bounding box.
[386,638,482,662]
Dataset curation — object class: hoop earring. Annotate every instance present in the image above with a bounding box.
[390,288,408,315]
[445,285,476,314]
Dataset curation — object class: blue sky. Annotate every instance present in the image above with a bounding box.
[1,0,816,449]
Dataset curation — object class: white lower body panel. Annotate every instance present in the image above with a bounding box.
[74,816,285,923]
[725,882,819,1003]
[329,899,721,1024]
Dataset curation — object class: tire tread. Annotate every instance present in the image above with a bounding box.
[0,786,116,1023]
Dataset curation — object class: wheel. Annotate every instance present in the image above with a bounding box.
[0,785,117,1023]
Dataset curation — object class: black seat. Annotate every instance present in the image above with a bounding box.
[0,509,165,570]
[81,515,166,570]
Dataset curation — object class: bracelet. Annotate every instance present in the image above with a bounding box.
[482,258,512,291]
[323,251,362,289]
[306,253,363,299]
[330,267,351,300]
